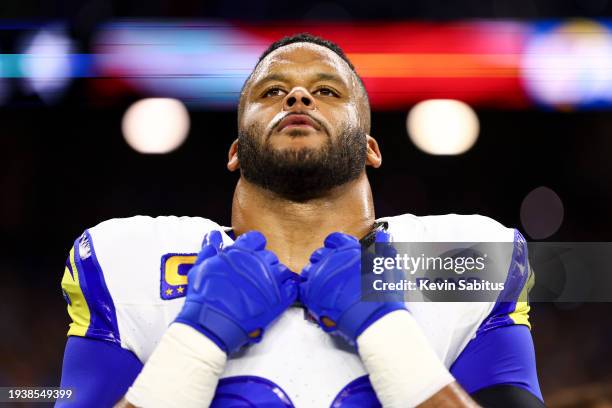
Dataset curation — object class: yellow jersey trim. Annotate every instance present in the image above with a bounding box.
[62,247,92,337]
[509,265,535,329]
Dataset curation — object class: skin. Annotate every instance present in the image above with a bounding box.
[116,42,478,408]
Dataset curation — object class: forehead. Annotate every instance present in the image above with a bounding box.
[249,42,355,87]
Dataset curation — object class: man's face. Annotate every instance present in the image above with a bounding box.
[237,42,369,201]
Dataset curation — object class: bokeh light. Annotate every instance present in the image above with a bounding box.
[521,20,612,108]
[406,99,480,155]
[122,98,190,154]
[520,186,565,239]
[0,52,8,105]
[20,27,75,102]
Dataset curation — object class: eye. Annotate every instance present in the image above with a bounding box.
[314,87,339,97]
[262,87,286,98]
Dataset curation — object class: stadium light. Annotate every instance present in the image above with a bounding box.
[122,98,190,154]
[406,99,479,155]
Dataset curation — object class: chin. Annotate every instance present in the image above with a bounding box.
[272,135,327,151]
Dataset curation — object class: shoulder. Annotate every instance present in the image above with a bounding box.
[379,213,515,242]
[88,215,230,249]
[85,215,231,266]
[379,213,531,366]
[60,215,231,355]
[82,215,232,302]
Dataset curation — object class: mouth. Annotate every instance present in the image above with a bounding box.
[276,114,321,133]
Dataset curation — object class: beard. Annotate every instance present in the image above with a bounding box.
[237,123,367,202]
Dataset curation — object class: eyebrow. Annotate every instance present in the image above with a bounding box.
[253,71,348,89]
[252,73,288,89]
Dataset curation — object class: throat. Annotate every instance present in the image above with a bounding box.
[230,174,377,273]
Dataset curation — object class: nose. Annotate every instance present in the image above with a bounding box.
[283,87,315,111]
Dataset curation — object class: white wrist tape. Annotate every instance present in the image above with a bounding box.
[357,310,454,407]
[126,323,227,408]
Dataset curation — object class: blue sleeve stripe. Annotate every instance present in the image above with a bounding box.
[73,230,121,344]
[451,325,543,402]
[477,229,529,334]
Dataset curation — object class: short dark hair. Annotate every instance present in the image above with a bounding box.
[257,33,359,74]
[238,33,370,129]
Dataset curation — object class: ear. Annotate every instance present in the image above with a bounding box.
[227,139,240,171]
[365,135,382,168]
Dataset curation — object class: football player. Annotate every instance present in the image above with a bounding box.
[57,33,543,407]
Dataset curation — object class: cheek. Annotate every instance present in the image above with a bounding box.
[344,102,360,129]
[327,104,359,136]
[240,103,258,128]
[241,105,268,138]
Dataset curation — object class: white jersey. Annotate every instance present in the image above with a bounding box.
[61,214,531,407]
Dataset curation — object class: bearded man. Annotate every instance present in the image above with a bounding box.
[58,33,543,408]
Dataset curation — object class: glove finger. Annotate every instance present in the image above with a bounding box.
[195,246,216,266]
[273,265,299,305]
[374,230,392,243]
[195,231,224,265]
[279,269,299,303]
[275,264,296,285]
[301,262,313,281]
[233,231,267,251]
[259,249,279,266]
[373,231,396,258]
[298,281,308,305]
[324,232,358,249]
[309,247,330,263]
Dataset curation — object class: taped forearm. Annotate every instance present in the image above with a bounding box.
[357,310,455,407]
[125,323,227,408]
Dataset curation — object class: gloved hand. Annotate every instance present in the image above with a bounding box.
[175,230,298,354]
[299,231,406,345]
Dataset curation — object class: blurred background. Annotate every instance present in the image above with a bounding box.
[1,0,612,407]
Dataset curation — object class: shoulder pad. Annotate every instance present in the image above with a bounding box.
[380,213,514,242]
[61,215,232,343]
[88,215,232,303]
[379,213,532,355]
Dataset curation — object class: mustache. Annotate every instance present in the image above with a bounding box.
[266,112,328,140]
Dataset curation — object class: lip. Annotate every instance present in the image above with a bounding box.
[276,114,320,132]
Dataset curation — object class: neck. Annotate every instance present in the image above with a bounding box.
[231,172,376,273]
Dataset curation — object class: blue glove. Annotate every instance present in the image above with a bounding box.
[299,231,406,345]
[175,230,298,354]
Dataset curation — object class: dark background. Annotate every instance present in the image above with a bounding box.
[1,1,612,407]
